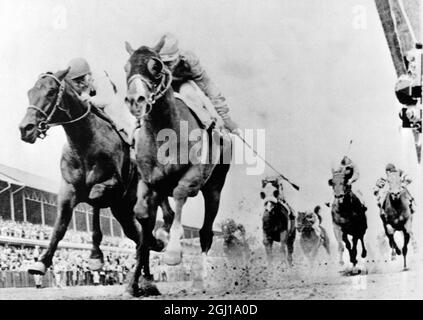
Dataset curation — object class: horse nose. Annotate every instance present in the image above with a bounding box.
[19,122,35,136]
[125,93,146,106]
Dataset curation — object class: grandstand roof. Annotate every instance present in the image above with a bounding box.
[0,163,60,194]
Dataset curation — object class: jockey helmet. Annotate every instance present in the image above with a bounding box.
[67,58,92,80]
[385,163,396,172]
[341,156,352,166]
[158,33,180,62]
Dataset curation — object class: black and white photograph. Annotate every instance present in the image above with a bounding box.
[0,0,422,304]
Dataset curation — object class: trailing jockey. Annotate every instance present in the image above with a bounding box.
[374,163,416,219]
[338,156,367,212]
[156,33,241,136]
[262,176,296,221]
[66,57,132,144]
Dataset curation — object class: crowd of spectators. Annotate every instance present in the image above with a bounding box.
[0,217,134,249]
[0,244,135,287]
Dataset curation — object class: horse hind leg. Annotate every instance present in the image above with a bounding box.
[88,207,104,271]
[112,202,159,297]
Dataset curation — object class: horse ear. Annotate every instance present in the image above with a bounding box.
[125,41,135,55]
[147,57,164,79]
[57,67,70,80]
[153,35,166,53]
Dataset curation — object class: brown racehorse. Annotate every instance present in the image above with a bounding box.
[19,70,174,296]
[329,170,367,269]
[123,39,231,291]
[380,171,413,269]
[296,208,330,265]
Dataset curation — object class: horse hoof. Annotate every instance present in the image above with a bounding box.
[125,285,141,298]
[164,250,182,266]
[395,248,401,256]
[28,262,47,275]
[88,258,104,271]
[89,184,106,200]
[139,284,161,297]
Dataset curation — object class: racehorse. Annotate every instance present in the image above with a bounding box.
[380,170,413,269]
[296,207,330,265]
[19,70,174,296]
[123,39,231,290]
[260,179,296,266]
[221,219,250,260]
[328,170,367,268]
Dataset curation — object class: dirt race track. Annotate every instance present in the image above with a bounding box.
[2,253,423,300]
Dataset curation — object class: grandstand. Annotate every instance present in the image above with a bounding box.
[0,163,224,288]
[0,163,211,243]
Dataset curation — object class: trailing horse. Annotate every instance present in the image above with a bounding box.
[380,170,413,269]
[296,207,330,265]
[260,179,296,266]
[19,70,174,296]
[123,40,232,291]
[328,170,367,268]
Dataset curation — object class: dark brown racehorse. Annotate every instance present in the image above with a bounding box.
[329,170,367,268]
[19,70,174,296]
[260,179,296,266]
[123,39,231,291]
[380,171,413,269]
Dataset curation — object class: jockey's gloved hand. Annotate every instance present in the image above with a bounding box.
[223,118,240,134]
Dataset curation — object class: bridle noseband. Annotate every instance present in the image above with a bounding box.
[27,73,92,139]
[126,67,172,121]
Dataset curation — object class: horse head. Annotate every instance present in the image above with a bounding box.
[123,39,171,120]
[260,180,282,217]
[328,170,348,203]
[296,210,318,232]
[386,171,404,201]
[19,68,88,143]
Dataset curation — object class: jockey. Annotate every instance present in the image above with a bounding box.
[157,33,241,136]
[263,176,296,220]
[67,58,101,106]
[338,156,367,211]
[66,58,131,142]
[374,163,415,216]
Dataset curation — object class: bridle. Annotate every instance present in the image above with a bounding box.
[126,67,172,121]
[27,73,92,139]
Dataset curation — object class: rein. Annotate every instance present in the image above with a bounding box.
[27,73,92,138]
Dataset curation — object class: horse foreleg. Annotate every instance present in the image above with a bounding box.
[263,237,273,266]
[163,197,186,266]
[88,207,104,271]
[360,236,367,258]
[155,197,175,246]
[350,236,358,266]
[333,224,345,265]
[286,229,296,267]
[403,219,412,270]
[29,181,77,275]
